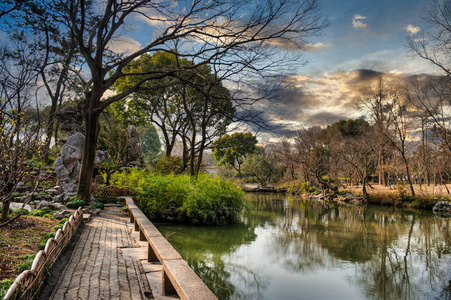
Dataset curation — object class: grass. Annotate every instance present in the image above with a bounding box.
[0,216,58,280]
[0,279,14,298]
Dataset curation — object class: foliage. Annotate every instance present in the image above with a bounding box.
[137,125,161,165]
[120,206,128,213]
[183,175,245,225]
[92,202,104,210]
[0,279,14,298]
[29,210,46,217]
[278,180,317,195]
[66,198,85,209]
[38,232,55,250]
[15,254,35,274]
[242,154,283,186]
[113,51,234,175]
[10,208,29,216]
[154,156,183,174]
[96,197,108,204]
[112,169,244,225]
[212,132,258,175]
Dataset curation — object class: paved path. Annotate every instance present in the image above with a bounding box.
[48,207,147,300]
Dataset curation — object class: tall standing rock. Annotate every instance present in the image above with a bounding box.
[54,132,85,193]
[126,125,140,163]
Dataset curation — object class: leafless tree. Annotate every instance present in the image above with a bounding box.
[0,36,47,223]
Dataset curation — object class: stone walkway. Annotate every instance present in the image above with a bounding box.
[48,207,147,300]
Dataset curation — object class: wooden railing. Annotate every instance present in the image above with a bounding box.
[91,184,133,199]
[3,208,83,300]
[122,196,218,300]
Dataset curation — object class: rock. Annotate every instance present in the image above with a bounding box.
[9,202,32,211]
[54,132,85,194]
[54,210,72,220]
[94,150,110,165]
[433,201,451,212]
[94,175,104,185]
[55,107,83,132]
[82,207,102,216]
[16,182,29,193]
[53,203,68,210]
[45,188,60,196]
[126,125,140,162]
[36,200,62,211]
[128,161,141,167]
[53,193,66,203]
[53,186,64,194]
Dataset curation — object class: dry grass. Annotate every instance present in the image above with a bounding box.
[344,183,451,198]
[0,216,58,280]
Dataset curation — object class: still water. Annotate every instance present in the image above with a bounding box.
[156,193,451,300]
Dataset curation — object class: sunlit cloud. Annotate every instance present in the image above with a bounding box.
[107,37,142,55]
[406,24,420,35]
[352,14,367,29]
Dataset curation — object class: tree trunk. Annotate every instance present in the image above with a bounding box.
[1,200,10,222]
[77,106,100,204]
[402,154,415,197]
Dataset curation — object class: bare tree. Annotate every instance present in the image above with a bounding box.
[407,0,451,76]
[356,77,394,186]
[0,36,46,223]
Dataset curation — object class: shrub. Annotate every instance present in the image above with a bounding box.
[30,210,46,217]
[66,198,86,209]
[15,254,35,274]
[40,206,52,212]
[112,170,244,225]
[0,279,14,298]
[183,175,244,225]
[92,202,104,210]
[11,192,24,198]
[120,206,128,213]
[96,197,108,204]
[10,208,29,216]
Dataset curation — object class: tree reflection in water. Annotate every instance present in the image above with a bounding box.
[157,193,451,300]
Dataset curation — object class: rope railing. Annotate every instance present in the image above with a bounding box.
[3,207,83,300]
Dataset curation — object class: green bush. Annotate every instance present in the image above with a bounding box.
[120,206,128,213]
[183,175,244,225]
[0,279,14,298]
[96,197,108,204]
[66,199,86,209]
[112,170,244,225]
[10,208,29,216]
[30,210,46,217]
[12,192,24,198]
[15,254,35,274]
[40,206,52,212]
[92,202,104,210]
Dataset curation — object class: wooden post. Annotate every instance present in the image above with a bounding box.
[148,243,158,262]
[162,270,177,296]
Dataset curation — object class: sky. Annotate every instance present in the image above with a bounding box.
[249,0,439,142]
[0,0,437,143]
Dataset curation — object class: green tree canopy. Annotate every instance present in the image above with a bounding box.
[211,132,258,175]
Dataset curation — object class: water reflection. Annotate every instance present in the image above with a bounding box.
[157,193,451,300]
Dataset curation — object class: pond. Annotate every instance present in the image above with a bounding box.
[156,193,451,300]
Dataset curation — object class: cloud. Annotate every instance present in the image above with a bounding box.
[352,14,367,29]
[405,24,420,35]
[301,42,332,52]
[107,37,142,55]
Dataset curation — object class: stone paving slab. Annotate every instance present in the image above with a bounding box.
[48,207,148,300]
